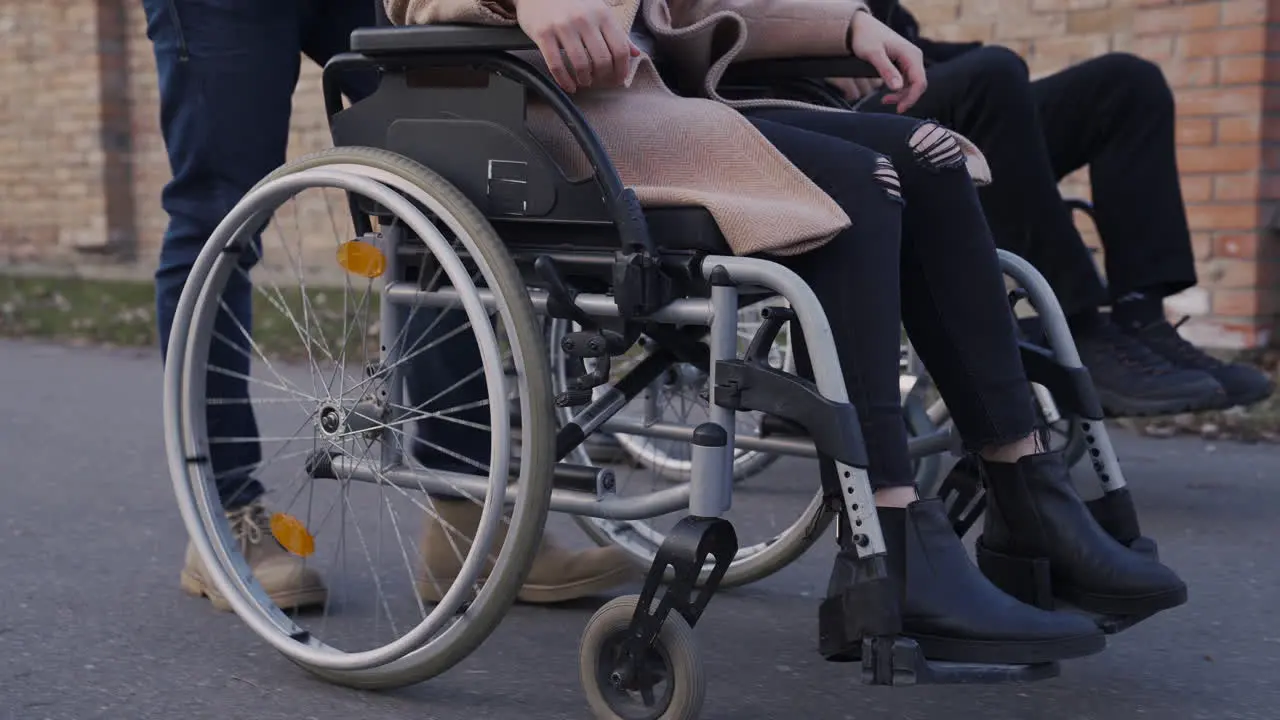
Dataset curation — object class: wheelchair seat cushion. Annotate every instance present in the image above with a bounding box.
[645,207,732,255]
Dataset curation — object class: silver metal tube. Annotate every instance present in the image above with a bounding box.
[379,224,406,469]
[701,256,882,557]
[998,250,1126,492]
[384,282,713,326]
[331,456,691,520]
[691,283,739,517]
[605,417,819,456]
[1031,382,1062,424]
[603,417,953,460]
[702,256,848,403]
[689,423,730,516]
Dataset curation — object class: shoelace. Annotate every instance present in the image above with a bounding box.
[228,503,267,547]
[1091,321,1174,376]
[1139,316,1224,371]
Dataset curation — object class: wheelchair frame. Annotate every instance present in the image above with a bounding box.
[163,17,1165,719]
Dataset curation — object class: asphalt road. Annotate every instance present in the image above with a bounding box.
[2,338,1278,720]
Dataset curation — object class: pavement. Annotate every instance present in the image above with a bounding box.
[1,337,1278,720]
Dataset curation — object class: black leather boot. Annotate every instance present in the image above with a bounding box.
[819,499,1105,665]
[975,451,1188,620]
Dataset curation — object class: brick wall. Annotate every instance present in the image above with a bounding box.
[2,0,1278,348]
[910,0,1280,348]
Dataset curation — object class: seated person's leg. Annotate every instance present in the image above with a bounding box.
[400,307,637,604]
[749,108,1187,644]
[857,46,1229,417]
[1031,53,1273,409]
[747,114,1106,665]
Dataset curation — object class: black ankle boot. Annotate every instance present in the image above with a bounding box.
[819,499,1104,666]
[976,451,1188,620]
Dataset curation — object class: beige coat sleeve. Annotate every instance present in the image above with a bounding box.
[665,0,865,60]
[384,0,517,26]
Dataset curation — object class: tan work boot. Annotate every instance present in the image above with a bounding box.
[416,500,639,604]
[179,500,328,612]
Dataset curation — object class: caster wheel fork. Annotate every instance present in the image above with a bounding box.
[579,515,737,720]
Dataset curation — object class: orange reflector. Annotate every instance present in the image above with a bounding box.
[270,512,316,557]
[336,240,386,279]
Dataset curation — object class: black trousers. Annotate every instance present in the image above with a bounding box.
[745,108,1035,490]
[861,48,1198,316]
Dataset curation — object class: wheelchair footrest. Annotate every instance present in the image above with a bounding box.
[860,637,1060,686]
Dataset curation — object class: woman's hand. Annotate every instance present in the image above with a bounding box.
[847,10,926,113]
[826,77,884,103]
[513,0,640,93]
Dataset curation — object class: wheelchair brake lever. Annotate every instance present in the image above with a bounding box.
[534,255,596,329]
[744,306,796,367]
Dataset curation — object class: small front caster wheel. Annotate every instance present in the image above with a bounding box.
[579,595,705,720]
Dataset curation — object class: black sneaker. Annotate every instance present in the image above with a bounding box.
[1125,317,1275,409]
[1074,320,1225,417]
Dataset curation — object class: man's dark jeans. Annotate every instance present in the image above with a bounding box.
[860,48,1198,317]
[144,0,489,508]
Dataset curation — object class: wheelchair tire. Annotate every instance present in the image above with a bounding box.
[164,147,555,690]
[580,595,705,720]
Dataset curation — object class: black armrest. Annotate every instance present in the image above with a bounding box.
[350,24,537,55]
[721,56,879,85]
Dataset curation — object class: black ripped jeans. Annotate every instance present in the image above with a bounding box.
[743,108,1036,490]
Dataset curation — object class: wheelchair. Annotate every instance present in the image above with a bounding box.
[162,20,1162,720]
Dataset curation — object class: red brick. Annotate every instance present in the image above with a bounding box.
[1067,7,1134,34]
[1128,35,1176,61]
[1213,289,1266,316]
[1218,56,1267,85]
[1201,257,1261,287]
[1032,34,1112,58]
[997,14,1066,40]
[1213,173,1261,201]
[961,0,1030,18]
[1033,0,1108,10]
[1218,115,1263,144]
[1220,0,1268,26]
[1178,27,1267,58]
[1214,233,1260,259]
[1185,203,1261,231]
[1178,145,1260,173]
[911,3,962,25]
[1191,232,1214,260]
[1176,87,1263,117]
[1163,58,1217,88]
[931,20,998,43]
[1134,3,1221,35]
[1176,117,1216,145]
[1182,176,1215,202]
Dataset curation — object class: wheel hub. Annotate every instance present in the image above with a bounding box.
[318,405,344,435]
[316,399,388,439]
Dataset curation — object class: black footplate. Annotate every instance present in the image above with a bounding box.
[861,637,1060,686]
[818,554,1061,686]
